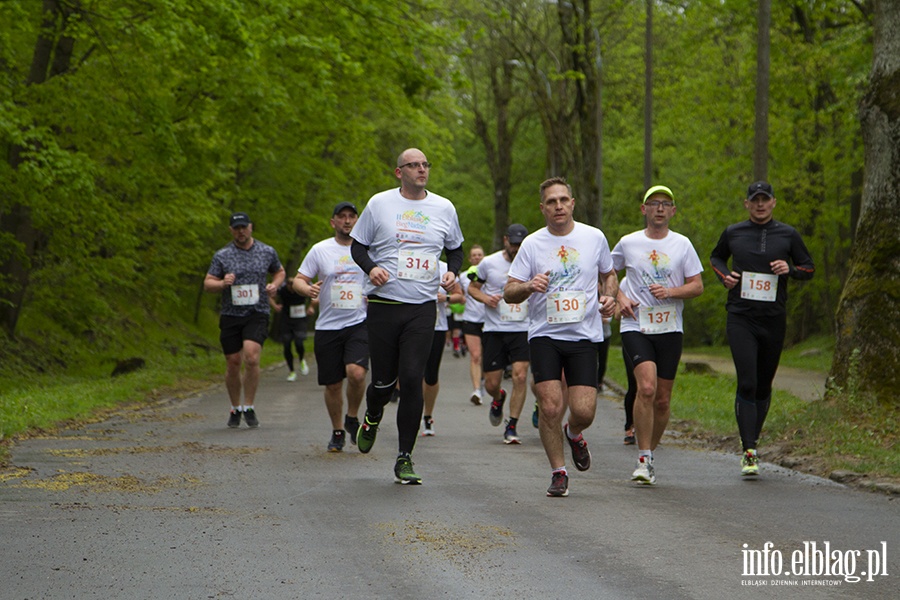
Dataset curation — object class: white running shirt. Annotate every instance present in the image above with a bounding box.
[297,238,367,331]
[351,188,464,304]
[612,230,703,334]
[475,250,528,333]
[508,222,614,343]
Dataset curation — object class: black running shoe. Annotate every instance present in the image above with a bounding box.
[327,430,345,452]
[344,415,360,445]
[227,409,242,429]
[546,471,569,497]
[564,423,591,471]
[489,389,506,427]
[243,408,259,428]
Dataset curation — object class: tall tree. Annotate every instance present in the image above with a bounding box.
[754,0,771,181]
[644,0,653,190]
[831,0,899,402]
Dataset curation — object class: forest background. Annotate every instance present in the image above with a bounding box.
[0,3,879,398]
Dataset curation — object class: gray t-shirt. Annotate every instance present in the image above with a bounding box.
[207,240,283,317]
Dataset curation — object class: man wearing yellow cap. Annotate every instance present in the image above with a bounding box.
[612,185,704,485]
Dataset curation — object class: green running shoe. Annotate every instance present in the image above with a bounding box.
[357,413,380,454]
[741,449,759,477]
[394,456,422,485]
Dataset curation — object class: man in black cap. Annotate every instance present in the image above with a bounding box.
[468,224,531,444]
[293,202,369,452]
[204,212,286,428]
[710,181,815,478]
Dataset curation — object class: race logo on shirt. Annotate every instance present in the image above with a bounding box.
[639,249,674,287]
[395,210,431,244]
[547,245,583,288]
[333,254,360,283]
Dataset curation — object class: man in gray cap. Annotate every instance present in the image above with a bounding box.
[468,223,531,444]
[204,212,285,429]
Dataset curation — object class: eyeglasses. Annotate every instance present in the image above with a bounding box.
[645,201,674,209]
[398,161,432,170]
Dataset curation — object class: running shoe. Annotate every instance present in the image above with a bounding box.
[299,359,310,376]
[327,430,345,452]
[422,417,435,436]
[227,409,242,429]
[243,408,259,429]
[286,371,297,382]
[394,456,422,485]
[546,471,569,497]
[389,387,400,403]
[453,349,461,358]
[489,389,507,427]
[357,413,380,454]
[503,365,512,380]
[531,402,539,429]
[632,456,656,485]
[469,391,482,406]
[623,427,636,445]
[741,449,759,477]
[564,423,591,471]
[503,421,521,444]
[344,415,360,445]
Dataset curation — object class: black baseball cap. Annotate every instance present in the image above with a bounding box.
[506,224,529,244]
[229,212,251,227]
[333,201,358,216]
[747,181,774,199]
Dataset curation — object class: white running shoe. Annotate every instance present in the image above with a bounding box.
[286,372,297,382]
[422,418,435,436]
[299,359,310,376]
[469,391,482,406]
[632,456,656,485]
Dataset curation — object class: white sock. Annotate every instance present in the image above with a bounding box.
[639,449,652,461]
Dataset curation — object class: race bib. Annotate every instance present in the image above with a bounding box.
[397,249,437,281]
[231,284,258,306]
[331,283,363,309]
[499,299,527,322]
[546,291,586,324]
[289,305,307,318]
[741,272,778,302]
[639,303,677,334]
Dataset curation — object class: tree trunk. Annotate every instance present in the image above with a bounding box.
[0,0,75,336]
[644,0,653,190]
[831,0,900,403]
[753,0,771,181]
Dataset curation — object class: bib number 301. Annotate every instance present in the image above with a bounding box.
[231,284,258,306]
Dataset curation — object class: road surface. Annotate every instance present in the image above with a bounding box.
[1,349,895,599]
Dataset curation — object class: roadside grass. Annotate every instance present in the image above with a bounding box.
[0,342,287,464]
[604,339,899,483]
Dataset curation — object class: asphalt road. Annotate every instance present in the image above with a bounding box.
[1,349,896,599]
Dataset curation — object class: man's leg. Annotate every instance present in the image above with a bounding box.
[509,361,529,420]
[535,379,567,469]
[632,361,659,451]
[650,378,674,451]
[564,385,597,438]
[324,382,344,430]
[225,352,243,408]
[239,340,262,406]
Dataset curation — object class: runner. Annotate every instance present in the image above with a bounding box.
[422,261,465,436]
[294,202,369,452]
[460,245,486,405]
[204,212,285,429]
[350,148,464,484]
[612,185,704,485]
[710,181,814,477]
[468,224,531,445]
[505,178,618,497]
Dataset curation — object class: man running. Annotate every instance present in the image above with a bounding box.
[710,181,814,477]
[468,224,531,445]
[505,177,618,497]
[350,148,464,484]
[294,202,369,453]
[612,185,704,485]
[204,212,285,429]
